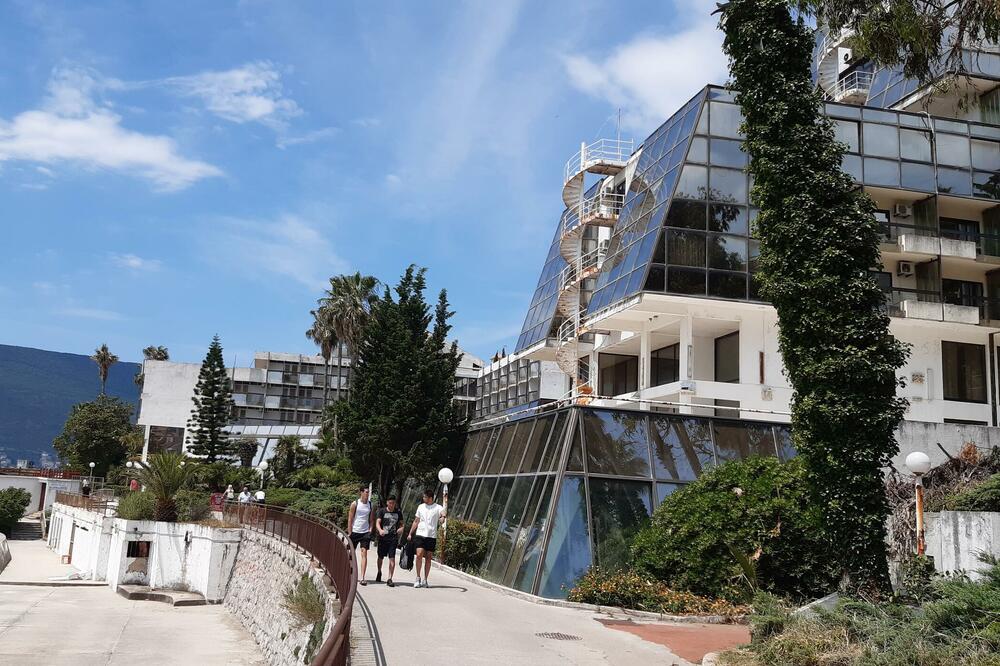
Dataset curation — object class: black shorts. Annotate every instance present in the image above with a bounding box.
[413,535,437,553]
[377,537,398,559]
[350,532,371,550]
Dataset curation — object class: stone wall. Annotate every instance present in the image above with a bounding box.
[0,534,10,573]
[926,510,1000,580]
[224,529,339,666]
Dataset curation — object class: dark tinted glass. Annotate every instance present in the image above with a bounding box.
[485,424,517,474]
[521,415,555,473]
[713,423,778,461]
[501,423,530,474]
[709,204,748,234]
[675,165,708,199]
[709,168,747,203]
[482,476,534,583]
[484,477,515,526]
[775,425,796,461]
[864,158,900,187]
[668,267,706,295]
[650,416,715,480]
[942,341,987,402]
[537,476,592,598]
[589,479,653,569]
[468,477,497,523]
[665,200,707,229]
[708,235,747,270]
[709,138,746,167]
[668,230,707,266]
[644,264,666,291]
[506,476,552,589]
[566,419,584,471]
[709,271,748,299]
[541,412,568,471]
[581,411,651,477]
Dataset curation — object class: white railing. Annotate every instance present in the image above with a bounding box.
[564,138,634,183]
[558,242,610,291]
[834,70,873,98]
[818,27,854,59]
[562,191,625,236]
[557,317,578,343]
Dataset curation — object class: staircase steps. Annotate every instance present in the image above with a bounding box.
[10,519,43,541]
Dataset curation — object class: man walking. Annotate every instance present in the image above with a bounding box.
[407,489,445,589]
[375,495,404,587]
[348,485,374,586]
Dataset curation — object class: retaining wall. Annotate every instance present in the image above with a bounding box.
[926,510,1000,579]
[224,529,338,666]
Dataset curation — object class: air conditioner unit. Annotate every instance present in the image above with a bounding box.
[893,203,913,218]
[897,261,915,277]
[842,49,854,64]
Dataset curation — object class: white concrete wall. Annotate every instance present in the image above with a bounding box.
[137,360,201,447]
[925,511,1000,580]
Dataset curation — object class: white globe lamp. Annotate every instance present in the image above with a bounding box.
[905,451,932,476]
[904,451,932,557]
[438,467,453,484]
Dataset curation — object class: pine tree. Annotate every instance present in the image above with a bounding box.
[186,335,236,462]
[331,266,467,499]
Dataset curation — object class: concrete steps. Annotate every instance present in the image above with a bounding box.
[117,585,207,606]
[9,520,43,541]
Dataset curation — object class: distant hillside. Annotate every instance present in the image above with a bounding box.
[0,344,139,466]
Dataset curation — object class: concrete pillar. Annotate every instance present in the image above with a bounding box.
[679,316,694,414]
[639,326,651,392]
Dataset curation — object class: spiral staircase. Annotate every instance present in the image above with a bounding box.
[815,27,858,98]
[555,139,632,396]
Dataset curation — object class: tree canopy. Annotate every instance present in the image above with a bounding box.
[53,395,132,477]
[186,335,235,462]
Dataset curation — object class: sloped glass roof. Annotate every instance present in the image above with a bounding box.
[867,49,1000,110]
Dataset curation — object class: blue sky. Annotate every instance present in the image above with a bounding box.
[0,0,727,365]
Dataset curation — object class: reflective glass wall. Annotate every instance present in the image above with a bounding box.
[450,406,793,598]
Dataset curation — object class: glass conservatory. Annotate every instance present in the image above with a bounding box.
[448,405,792,599]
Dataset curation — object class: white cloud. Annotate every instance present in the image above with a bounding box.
[110,253,162,272]
[276,126,338,149]
[163,62,301,127]
[563,1,728,131]
[0,66,222,191]
[384,173,401,188]
[208,214,346,291]
[352,117,380,128]
[58,306,125,321]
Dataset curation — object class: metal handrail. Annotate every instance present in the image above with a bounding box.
[562,191,625,237]
[834,70,873,97]
[564,139,633,183]
[557,243,609,292]
[817,27,854,58]
[223,502,356,666]
[557,317,578,343]
[54,491,116,516]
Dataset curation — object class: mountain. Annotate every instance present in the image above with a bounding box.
[0,344,140,466]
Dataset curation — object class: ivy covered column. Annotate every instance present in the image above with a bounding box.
[718,0,909,592]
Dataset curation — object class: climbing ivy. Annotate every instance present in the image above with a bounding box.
[718,0,909,593]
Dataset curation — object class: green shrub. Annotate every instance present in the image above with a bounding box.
[0,488,31,536]
[288,464,354,490]
[632,457,837,601]
[288,486,357,527]
[568,568,748,618]
[175,490,212,522]
[116,491,156,521]
[898,555,938,602]
[282,573,326,627]
[949,473,1000,512]
[442,518,490,571]
[266,487,307,508]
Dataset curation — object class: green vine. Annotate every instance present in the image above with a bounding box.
[718,0,909,593]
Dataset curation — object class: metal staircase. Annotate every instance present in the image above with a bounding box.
[555,138,631,395]
[815,27,855,96]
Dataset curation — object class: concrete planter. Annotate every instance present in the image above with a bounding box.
[925,511,1000,580]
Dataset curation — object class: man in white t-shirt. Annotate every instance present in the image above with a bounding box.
[406,488,445,588]
[238,487,252,503]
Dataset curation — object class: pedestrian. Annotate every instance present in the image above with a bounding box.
[254,488,266,504]
[375,495,404,587]
[225,484,235,501]
[81,481,91,497]
[407,488,445,589]
[129,478,140,492]
[347,485,373,585]
[238,486,252,503]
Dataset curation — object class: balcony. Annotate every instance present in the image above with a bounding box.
[562,191,625,237]
[883,222,1000,261]
[886,288,994,324]
[563,139,633,184]
[832,70,872,104]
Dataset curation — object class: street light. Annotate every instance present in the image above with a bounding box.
[905,451,932,556]
[258,461,269,490]
[88,461,95,485]
[438,467,453,565]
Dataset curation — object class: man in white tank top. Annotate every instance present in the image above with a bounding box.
[348,485,374,585]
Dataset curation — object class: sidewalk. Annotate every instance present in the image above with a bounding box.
[0,539,98,585]
[359,564,692,665]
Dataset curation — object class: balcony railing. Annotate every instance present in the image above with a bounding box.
[562,191,625,236]
[884,288,1000,321]
[833,70,873,99]
[882,222,1000,257]
[564,139,633,183]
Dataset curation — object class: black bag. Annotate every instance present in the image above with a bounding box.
[398,539,415,571]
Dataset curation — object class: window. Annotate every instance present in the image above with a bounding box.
[942,341,987,403]
[651,344,680,387]
[942,279,983,309]
[599,354,638,396]
[940,218,979,244]
[126,541,151,558]
[715,332,740,383]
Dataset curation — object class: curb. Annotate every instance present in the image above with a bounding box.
[702,651,720,666]
[0,580,106,587]
[435,562,743,625]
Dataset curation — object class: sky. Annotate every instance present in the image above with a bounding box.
[0,0,728,366]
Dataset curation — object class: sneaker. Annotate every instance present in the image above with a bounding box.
[360,579,367,586]
[387,579,394,587]
[422,581,430,589]
[413,579,421,588]
[375,571,382,583]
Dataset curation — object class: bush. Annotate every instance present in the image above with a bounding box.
[266,487,307,508]
[288,465,353,490]
[568,568,748,618]
[175,490,212,522]
[282,573,326,628]
[442,518,490,571]
[720,555,1000,665]
[116,491,156,521]
[288,486,357,527]
[0,488,31,535]
[948,473,1000,512]
[632,457,837,602]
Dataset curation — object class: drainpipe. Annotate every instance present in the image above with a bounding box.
[991,331,998,427]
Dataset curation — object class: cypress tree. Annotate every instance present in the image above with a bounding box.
[186,335,236,462]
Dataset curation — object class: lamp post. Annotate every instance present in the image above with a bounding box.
[905,451,932,556]
[438,467,453,565]
[258,461,269,490]
[88,461,95,486]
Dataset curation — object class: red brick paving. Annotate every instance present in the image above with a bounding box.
[598,619,750,664]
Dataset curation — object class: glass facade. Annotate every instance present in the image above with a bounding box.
[451,405,792,598]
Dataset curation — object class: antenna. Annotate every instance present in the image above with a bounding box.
[616,108,622,144]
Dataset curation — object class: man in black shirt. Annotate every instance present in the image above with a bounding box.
[375,496,404,587]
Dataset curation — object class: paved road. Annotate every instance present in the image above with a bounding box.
[0,539,91,583]
[358,564,691,665]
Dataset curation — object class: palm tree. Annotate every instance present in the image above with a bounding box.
[134,346,170,394]
[132,452,196,522]
[319,272,379,401]
[305,307,338,405]
[91,343,119,396]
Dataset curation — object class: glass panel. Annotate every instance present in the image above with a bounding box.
[501,422,530,474]
[833,120,859,152]
[457,478,479,519]
[709,138,747,167]
[510,477,554,592]
[713,422,778,462]
[667,267,707,295]
[566,418,584,471]
[675,165,708,200]
[901,162,936,191]
[474,428,501,475]
[645,264,666,291]
[540,412,568,471]
[457,431,482,476]
[482,476,534,583]
[938,167,973,196]
[937,133,971,167]
[709,101,742,138]
[656,482,682,506]
[864,158,900,187]
[468,478,497,524]
[581,411,652,477]
[537,476,592,598]
[668,230,707,266]
[942,341,987,402]
[972,139,1000,171]
[709,204,748,235]
[650,416,715,480]
[775,425,796,461]
[485,424,517,474]
[863,122,899,158]
[484,477,515,527]
[688,136,707,162]
[973,172,1000,199]
[708,235,748,270]
[709,167,747,204]
[589,479,653,570]
[520,415,555,473]
[665,200,707,229]
[709,272,747,299]
[900,129,932,162]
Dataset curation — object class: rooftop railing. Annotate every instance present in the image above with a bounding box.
[562,191,625,236]
[833,70,873,99]
[54,491,116,516]
[564,138,633,183]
